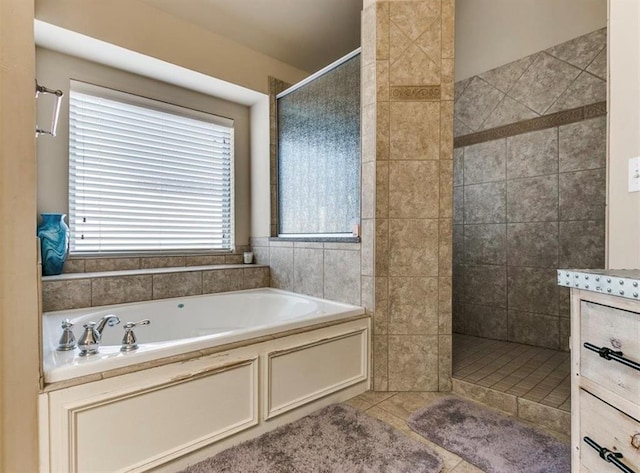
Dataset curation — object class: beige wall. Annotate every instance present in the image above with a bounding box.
[607,0,640,268]
[36,47,253,247]
[455,0,607,80]
[0,0,40,470]
[35,0,309,95]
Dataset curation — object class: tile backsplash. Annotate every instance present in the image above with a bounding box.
[42,265,269,312]
[251,238,362,307]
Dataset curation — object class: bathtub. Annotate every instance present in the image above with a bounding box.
[42,288,365,384]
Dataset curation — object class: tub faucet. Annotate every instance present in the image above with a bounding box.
[96,315,121,335]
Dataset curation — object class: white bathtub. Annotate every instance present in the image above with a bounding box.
[42,288,364,383]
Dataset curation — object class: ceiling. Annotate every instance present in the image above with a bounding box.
[140,0,362,73]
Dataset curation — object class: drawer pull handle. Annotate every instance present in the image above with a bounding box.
[584,342,640,372]
[584,436,636,473]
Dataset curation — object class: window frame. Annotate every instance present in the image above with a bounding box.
[67,80,235,256]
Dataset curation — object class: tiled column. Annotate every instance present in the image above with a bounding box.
[361,0,454,391]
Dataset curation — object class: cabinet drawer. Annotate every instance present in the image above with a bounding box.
[581,301,640,404]
[579,389,640,473]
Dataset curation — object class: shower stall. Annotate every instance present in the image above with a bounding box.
[451,28,607,431]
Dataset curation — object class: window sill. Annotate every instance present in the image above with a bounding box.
[42,264,268,282]
[269,236,360,243]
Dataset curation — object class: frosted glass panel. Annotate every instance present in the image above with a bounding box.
[277,54,360,235]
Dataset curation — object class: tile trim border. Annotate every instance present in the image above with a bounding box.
[390,85,441,101]
[454,101,607,148]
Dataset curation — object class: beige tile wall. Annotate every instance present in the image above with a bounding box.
[362,0,454,392]
[251,238,362,306]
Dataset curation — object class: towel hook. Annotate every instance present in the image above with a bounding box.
[35,80,64,138]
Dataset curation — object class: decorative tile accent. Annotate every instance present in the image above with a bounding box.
[389,85,440,101]
[454,102,605,148]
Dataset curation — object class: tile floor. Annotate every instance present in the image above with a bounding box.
[452,334,571,412]
[344,390,569,473]
[342,334,573,472]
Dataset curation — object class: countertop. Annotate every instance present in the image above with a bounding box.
[557,269,640,301]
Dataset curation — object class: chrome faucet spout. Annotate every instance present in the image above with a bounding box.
[96,315,120,335]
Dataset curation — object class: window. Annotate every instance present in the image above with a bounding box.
[277,50,360,237]
[68,81,234,254]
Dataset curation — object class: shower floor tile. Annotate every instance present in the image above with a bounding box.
[453,334,571,412]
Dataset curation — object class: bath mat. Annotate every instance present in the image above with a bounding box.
[180,403,443,473]
[408,396,570,473]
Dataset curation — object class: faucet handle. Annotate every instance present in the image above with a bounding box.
[57,319,77,351]
[121,319,151,352]
[123,319,151,330]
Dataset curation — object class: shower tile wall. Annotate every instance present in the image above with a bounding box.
[453,29,607,351]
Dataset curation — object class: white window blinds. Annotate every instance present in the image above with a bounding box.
[68,82,234,255]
